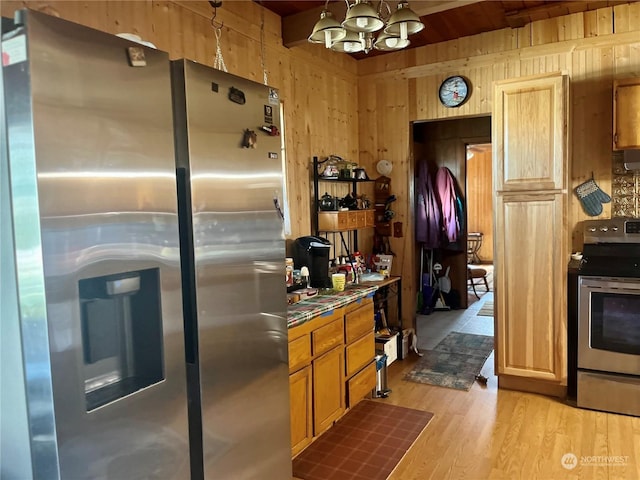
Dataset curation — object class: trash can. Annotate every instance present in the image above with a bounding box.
[372,352,391,398]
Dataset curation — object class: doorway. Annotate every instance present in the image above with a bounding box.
[412,116,491,311]
[465,143,493,304]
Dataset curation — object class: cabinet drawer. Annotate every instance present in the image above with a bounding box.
[347,212,358,229]
[312,316,344,357]
[365,209,375,227]
[355,211,366,228]
[288,334,311,373]
[345,296,372,314]
[347,361,376,408]
[345,331,375,378]
[318,211,348,231]
[344,300,374,344]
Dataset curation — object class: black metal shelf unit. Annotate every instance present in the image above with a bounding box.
[312,156,373,254]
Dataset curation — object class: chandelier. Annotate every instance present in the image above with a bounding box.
[308,0,424,54]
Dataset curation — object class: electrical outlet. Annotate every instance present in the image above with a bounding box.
[393,221,403,237]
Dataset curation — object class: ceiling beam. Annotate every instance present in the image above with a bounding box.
[281,0,486,48]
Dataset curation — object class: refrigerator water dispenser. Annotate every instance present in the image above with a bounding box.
[79,268,164,411]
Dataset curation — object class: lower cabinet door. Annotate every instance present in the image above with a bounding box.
[289,365,312,457]
[313,345,345,435]
[495,192,566,382]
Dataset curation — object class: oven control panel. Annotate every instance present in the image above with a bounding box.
[583,218,640,243]
[626,221,640,234]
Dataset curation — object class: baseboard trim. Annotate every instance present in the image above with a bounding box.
[498,374,567,398]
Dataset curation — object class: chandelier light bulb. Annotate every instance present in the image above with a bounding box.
[344,41,360,52]
[400,22,408,40]
[324,30,332,48]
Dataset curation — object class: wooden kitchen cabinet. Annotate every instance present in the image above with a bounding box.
[287,307,345,455]
[493,72,569,397]
[613,77,640,150]
[289,365,312,457]
[287,295,376,456]
[493,73,568,192]
[494,192,567,384]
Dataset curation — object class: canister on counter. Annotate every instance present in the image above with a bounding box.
[337,264,353,283]
[285,257,294,286]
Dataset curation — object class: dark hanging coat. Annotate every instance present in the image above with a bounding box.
[435,166,460,243]
[416,161,441,249]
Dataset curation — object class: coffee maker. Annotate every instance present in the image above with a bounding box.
[292,236,332,288]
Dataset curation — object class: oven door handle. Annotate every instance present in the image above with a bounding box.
[580,277,640,292]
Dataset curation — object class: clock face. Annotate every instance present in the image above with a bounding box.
[439,76,469,108]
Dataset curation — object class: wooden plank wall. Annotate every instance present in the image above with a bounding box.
[1,0,360,248]
[358,3,640,328]
[467,144,494,263]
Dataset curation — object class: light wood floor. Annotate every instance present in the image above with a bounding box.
[382,297,640,480]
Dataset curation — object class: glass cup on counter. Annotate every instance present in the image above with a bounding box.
[331,273,346,292]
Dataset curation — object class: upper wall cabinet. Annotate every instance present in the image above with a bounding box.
[613,78,640,150]
[493,73,569,192]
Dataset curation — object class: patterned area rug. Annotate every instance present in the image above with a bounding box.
[404,332,494,391]
[477,300,494,317]
[292,400,433,480]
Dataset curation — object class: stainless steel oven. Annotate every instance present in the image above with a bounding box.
[576,218,640,417]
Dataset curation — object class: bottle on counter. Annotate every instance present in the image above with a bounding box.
[286,257,294,286]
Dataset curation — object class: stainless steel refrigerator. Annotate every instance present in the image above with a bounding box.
[170,60,291,479]
[1,10,291,480]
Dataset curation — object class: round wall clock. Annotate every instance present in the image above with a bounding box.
[376,159,392,176]
[438,76,470,108]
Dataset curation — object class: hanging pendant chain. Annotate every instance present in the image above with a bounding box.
[260,7,268,85]
[213,27,227,73]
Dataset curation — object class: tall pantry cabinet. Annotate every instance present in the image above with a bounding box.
[493,72,569,396]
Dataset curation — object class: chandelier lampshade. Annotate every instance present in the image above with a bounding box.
[308,10,347,48]
[384,2,425,40]
[342,1,384,33]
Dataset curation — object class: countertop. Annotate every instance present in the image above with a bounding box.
[287,284,378,329]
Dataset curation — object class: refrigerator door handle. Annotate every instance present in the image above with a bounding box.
[273,196,284,221]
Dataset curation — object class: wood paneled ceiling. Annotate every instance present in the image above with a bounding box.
[257,0,636,59]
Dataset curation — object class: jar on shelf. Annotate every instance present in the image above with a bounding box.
[320,157,339,178]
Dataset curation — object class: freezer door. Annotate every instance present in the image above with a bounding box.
[173,60,291,479]
[3,11,189,479]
